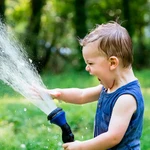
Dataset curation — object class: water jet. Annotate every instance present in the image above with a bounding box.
[0,21,74,143]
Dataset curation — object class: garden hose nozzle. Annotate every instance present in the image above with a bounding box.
[47,107,74,143]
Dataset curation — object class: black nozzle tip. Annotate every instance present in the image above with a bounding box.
[61,123,74,143]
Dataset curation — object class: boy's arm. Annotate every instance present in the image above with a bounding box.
[46,84,102,104]
[63,94,137,150]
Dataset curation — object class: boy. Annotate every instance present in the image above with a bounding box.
[45,21,144,150]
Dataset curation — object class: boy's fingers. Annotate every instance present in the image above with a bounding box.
[62,143,69,148]
[47,90,61,98]
[29,85,61,99]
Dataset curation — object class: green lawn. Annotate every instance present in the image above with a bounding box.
[0,70,150,149]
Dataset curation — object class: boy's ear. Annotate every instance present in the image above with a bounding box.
[108,56,119,70]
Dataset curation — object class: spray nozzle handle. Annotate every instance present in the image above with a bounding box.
[61,123,74,143]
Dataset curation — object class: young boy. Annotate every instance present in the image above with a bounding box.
[45,21,144,150]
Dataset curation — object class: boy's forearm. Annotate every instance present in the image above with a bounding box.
[80,132,120,150]
[55,88,84,104]
[54,85,101,104]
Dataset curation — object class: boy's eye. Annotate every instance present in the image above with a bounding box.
[88,63,93,65]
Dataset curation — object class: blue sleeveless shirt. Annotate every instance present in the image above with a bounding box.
[94,80,144,149]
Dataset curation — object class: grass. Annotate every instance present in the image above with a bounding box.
[0,69,150,149]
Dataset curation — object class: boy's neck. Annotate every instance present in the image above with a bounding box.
[107,67,137,93]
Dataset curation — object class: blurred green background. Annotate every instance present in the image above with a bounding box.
[0,70,150,149]
[0,0,150,149]
[0,0,150,72]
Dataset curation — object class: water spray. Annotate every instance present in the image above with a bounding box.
[0,21,74,143]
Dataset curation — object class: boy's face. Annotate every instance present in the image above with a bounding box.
[82,41,115,89]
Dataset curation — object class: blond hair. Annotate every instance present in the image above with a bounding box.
[80,21,133,68]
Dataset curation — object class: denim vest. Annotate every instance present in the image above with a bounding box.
[94,80,144,149]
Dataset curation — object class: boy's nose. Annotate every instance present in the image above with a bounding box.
[85,65,89,72]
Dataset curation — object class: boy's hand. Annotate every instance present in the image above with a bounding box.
[62,141,83,150]
[45,89,61,99]
[31,85,61,100]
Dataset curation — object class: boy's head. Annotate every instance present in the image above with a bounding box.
[80,21,133,68]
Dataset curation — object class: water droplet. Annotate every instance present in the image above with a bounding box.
[20,144,26,148]
[29,58,32,63]
[47,127,51,132]
[58,142,62,146]
[24,108,27,112]
[81,135,84,139]
[43,145,49,149]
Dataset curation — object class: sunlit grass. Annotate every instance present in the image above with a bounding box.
[0,69,150,149]
[141,89,150,150]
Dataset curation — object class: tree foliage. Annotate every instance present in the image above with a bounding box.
[0,0,5,22]
[0,0,150,73]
